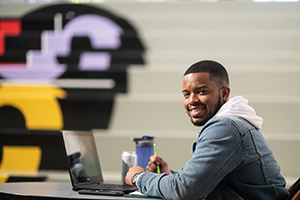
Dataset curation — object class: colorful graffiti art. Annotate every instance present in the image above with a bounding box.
[0,4,146,130]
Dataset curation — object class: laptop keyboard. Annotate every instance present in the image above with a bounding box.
[78,189,125,196]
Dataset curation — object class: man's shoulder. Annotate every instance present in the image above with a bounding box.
[203,115,256,134]
[198,116,243,143]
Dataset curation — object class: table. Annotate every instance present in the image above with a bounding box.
[0,182,150,200]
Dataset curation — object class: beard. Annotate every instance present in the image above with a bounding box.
[189,96,223,127]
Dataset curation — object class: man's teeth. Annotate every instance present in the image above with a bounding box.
[191,109,202,113]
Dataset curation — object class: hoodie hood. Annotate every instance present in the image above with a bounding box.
[215,96,263,129]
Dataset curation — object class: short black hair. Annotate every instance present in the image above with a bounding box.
[184,60,229,87]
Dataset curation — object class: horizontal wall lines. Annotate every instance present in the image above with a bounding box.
[0,79,116,89]
[93,128,300,140]
[140,28,300,40]
[145,50,300,61]
[102,2,300,13]
[262,132,300,140]
[135,20,300,30]
[54,79,116,89]
[116,93,300,104]
[93,129,199,139]
[129,64,300,73]
[140,30,300,38]
[239,95,300,104]
[143,39,300,51]
[126,12,300,20]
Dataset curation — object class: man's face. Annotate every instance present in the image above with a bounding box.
[182,72,225,126]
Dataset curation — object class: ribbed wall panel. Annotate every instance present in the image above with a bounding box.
[0,2,299,184]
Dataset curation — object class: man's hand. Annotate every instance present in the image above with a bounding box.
[146,155,171,174]
[125,165,146,187]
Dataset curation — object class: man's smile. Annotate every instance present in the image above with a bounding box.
[189,107,205,117]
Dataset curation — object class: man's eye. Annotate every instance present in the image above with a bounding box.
[199,90,208,94]
[183,93,189,98]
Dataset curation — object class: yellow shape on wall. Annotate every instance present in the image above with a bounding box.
[0,173,9,183]
[0,145,42,171]
[0,82,67,130]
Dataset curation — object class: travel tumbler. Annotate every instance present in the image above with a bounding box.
[132,135,155,169]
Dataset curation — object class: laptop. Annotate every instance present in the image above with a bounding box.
[60,130,137,196]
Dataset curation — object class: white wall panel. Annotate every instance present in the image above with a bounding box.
[1,1,299,185]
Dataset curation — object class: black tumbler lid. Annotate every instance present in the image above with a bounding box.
[132,135,155,146]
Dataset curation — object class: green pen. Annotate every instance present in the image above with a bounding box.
[153,143,161,174]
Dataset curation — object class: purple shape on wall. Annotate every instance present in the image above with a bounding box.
[0,14,122,80]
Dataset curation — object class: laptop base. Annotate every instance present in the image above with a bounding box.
[78,189,125,196]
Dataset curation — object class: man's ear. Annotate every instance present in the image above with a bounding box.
[221,86,230,102]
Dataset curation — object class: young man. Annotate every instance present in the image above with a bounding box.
[125,60,289,200]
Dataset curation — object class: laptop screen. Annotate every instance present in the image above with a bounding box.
[61,130,103,185]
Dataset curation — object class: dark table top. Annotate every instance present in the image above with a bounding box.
[0,182,150,200]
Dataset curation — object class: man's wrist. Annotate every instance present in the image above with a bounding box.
[131,172,144,187]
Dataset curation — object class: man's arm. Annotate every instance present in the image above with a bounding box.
[132,118,244,199]
[125,165,145,187]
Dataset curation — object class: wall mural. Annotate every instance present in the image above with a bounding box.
[0,4,146,130]
[0,4,146,173]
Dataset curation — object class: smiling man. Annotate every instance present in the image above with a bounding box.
[182,65,228,127]
[125,60,289,200]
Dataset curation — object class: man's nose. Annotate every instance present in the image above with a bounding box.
[189,93,199,104]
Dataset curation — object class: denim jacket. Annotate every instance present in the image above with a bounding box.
[136,115,289,200]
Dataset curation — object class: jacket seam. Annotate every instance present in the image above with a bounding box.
[140,173,154,194]
[249,129,270,186]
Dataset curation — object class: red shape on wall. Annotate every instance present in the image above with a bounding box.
[0,20,21,55]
